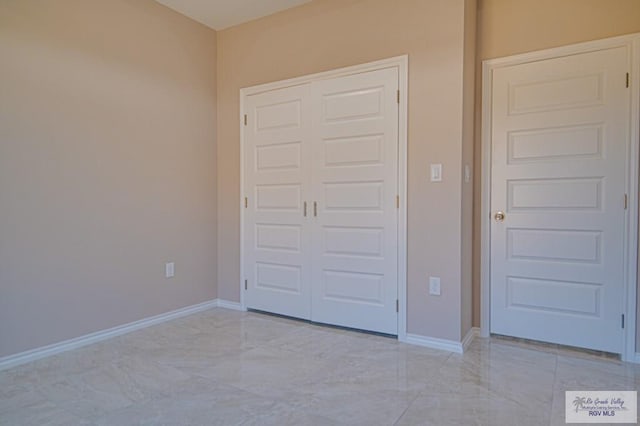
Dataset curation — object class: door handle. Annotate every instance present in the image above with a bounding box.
[494,211,505,222]
[314,202,317,217]
[303,201,307,217]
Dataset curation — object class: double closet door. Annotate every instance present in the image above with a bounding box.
[243,67,399,335]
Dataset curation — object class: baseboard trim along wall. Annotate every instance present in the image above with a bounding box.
[1,299,483,371]
[217,299,245,311]
[0,299,242,371]
[462,327,480,351]
[404,327,478,354]
[404,333,464,353]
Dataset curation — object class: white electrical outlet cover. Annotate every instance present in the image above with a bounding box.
[165,262,175,278]
[430,164,442,182]
[429,277,441,296]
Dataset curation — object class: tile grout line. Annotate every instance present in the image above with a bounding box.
[392,351,455,426]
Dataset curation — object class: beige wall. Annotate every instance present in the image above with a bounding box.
[0,0,218,358]
[461,0,477,338]
[217,0,475,341]
[473,0,640,349]
[4,0,636,359]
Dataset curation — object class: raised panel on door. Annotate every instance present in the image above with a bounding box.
[244,84,312,319]
[310,68,399,335]
[490,46,629,353]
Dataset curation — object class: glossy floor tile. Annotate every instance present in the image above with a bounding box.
[1,308,639,425]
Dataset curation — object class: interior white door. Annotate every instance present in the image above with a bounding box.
[490,47,630,353]
[310,68,399,334]
[244,84,313,319]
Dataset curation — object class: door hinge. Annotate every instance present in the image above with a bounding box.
[626,72,630,88]
[396,195,400,209]
[244,197,248,208]
[244,114,248,126]
[621,314,625,329]
[245,279,248,290]
[396,299,399,313]
[396,90,400,104]
[624,193,628,210]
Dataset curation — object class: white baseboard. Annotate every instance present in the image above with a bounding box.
[216,299,245,311]
[402,327,480,355]
[403,333,464,354]
[0,299,218,372]
[462,327,480,351]
[0,299,479,371]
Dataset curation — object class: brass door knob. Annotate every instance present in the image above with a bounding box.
[494,211,505,222]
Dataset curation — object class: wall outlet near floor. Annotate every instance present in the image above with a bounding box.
[165,262,175,278]
[429,276,441,296]
[430,164,442,182]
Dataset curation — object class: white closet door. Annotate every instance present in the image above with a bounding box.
[244,84,313,319]
[310,68,399,334]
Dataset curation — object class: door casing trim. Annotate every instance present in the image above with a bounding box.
[480,33,640,362]
[239,55,409,340]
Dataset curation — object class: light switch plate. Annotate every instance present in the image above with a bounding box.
[430,164,442,182]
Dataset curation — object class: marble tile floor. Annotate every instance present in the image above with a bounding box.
[1,308,639,425]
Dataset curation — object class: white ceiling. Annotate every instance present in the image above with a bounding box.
[155,0,312,30]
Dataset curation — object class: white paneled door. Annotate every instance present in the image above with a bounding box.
[311,69,399,334]
[244,84,313,319]
[490,47,630,353]
[244,67,399,335]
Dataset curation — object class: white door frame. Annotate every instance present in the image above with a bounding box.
[239,55,409,340]
[481,34,640,362]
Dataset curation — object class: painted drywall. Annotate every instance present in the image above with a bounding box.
[461,0,477,339]
[217,0,476,341]
[0,0,218,358]
[472,0,640,350]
